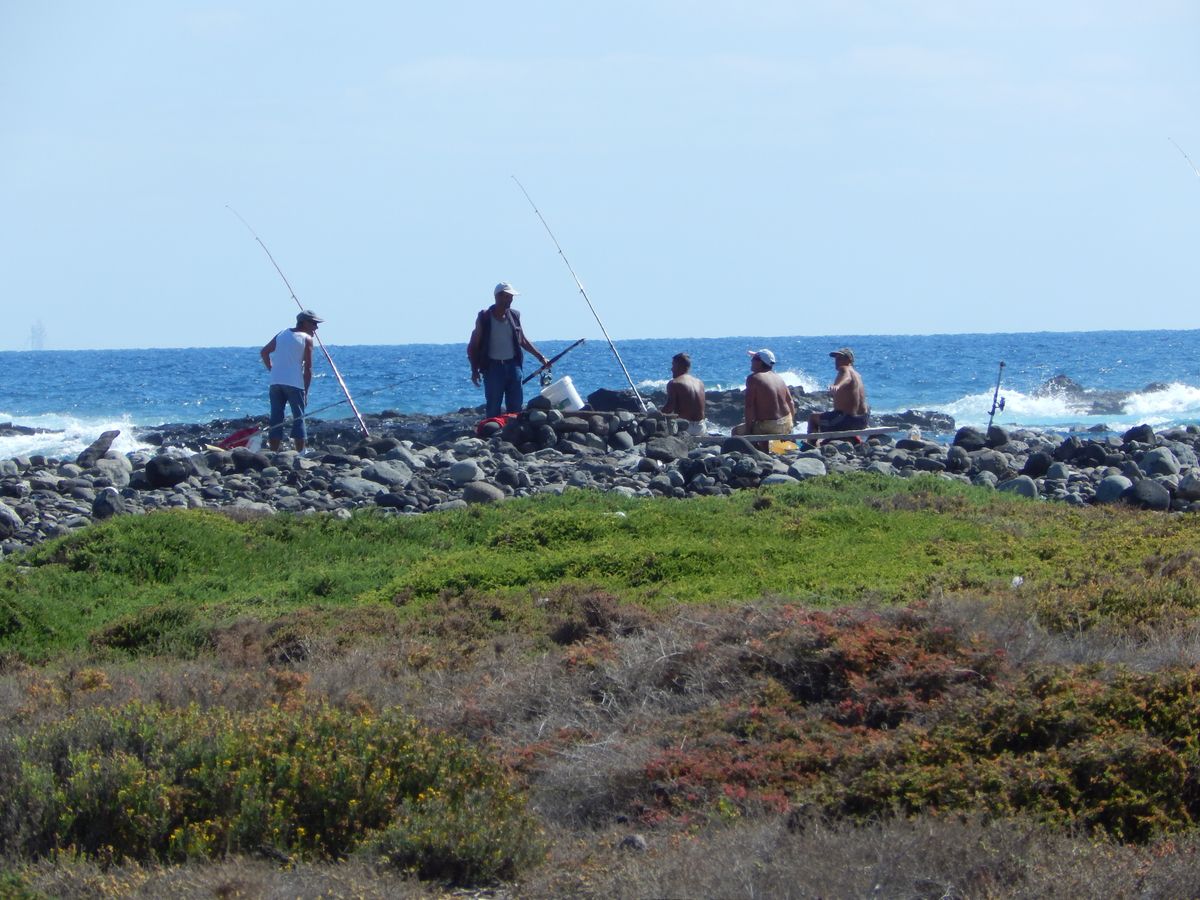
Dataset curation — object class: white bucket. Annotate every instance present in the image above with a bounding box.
[540,375,584,412]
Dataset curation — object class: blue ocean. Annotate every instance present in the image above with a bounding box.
[2,330,1199,459]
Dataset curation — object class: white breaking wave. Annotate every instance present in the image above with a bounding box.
[638,368,820,395]
[0,413,154,461]
[1122,382,1200,415]
[636,377,670,391]
[933,382,1200,430]
[778,369,821,393]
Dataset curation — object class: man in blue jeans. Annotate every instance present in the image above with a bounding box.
[260,309,320,451]
[467,283,549,418]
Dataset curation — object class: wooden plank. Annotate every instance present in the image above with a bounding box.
[703,426,899,443]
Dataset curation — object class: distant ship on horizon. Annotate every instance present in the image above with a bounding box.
[29,321,46,351]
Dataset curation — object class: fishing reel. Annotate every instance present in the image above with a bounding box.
[539,369,553,388]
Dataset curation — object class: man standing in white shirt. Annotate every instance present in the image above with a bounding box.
[260,309,321,451]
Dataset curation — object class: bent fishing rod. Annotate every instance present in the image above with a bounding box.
[1169,137,1200,180]
[511,177,647,412]
[987,361,1006,432]
[227,205,370,437]
[522,337,586,385]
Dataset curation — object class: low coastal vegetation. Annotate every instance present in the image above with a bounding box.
[2,474,1200,896]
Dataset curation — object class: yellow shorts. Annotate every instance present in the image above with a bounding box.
[750,415,794,435]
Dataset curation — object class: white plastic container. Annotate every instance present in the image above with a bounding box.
[540,375,584,412]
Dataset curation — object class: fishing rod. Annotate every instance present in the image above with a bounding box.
[282,373,427,422]
[987,361,1006,432]
[522,337,586,385]
[1169,137,1200,180]
[511,177,647,412]
[227,205,370,437]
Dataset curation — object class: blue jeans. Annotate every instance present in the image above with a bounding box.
[482,359,523,418]
[269,384,307,444]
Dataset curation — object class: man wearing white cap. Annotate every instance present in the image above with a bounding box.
[732,348,795,440]
[468,282,549,418]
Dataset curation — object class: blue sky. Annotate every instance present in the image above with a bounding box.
[2,1,1198,350]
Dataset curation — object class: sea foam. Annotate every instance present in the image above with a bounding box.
[0,413,153,462]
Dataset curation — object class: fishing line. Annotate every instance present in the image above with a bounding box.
[227,205,370,436]
[1169,137,1200,180]
[215,373,427,448]
[511,177,647,412]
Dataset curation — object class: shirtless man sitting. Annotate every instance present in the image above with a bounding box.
[733,349,796,440]
[808,347,870,434]
[661,352,707,435]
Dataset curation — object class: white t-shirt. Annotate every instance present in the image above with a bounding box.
[270,328,309,388]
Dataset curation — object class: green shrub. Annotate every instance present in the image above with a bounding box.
[0,702,542,884]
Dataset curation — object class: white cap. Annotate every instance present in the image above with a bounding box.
[748,348,776,367]
[494,282,519,297]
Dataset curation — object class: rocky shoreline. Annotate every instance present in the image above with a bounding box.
[2,385,1197,555]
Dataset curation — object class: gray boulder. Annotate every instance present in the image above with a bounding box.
[1122,424,1156,445]
[645,436,692,462]
[1074,443,1111,468]
[463,481,506,504]
[331,475,378,498]
[608,431,636,452]
[953,427,986,451]
[972,471,998,489]
[1177,473,1200,502]
[718,436,770,459]
[1053,436,1084,462]
[0,502,22,539]
[761,473,798,486]
[587,388,645,413]
[1127,479,1171,511]
[363,459,414,489]
[449,460,482,484]
[1045,461,1071,481]
[144,455,194,489]
[1021,451,1052,479]
[1094,475,1133,504]
[998,475,1039,499]
[92,487,127,519]
[93,457,132,487]
[76,430,120,468]
[945,445,971,473]
[970,449,1012,478]
[787,457,828,479]
[232,448,271,472]
[1141,447,1181,477]
[382,445,429,470]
